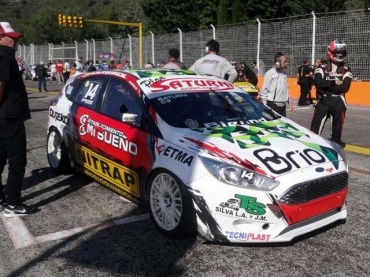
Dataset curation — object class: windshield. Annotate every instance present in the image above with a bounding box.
[150,90,278,128]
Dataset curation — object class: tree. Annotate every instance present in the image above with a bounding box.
[217,0,229,25]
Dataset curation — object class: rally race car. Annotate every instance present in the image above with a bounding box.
[47,69,348,243]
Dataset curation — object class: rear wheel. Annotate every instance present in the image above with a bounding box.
[47,128,69,172]
[148,170,196,238]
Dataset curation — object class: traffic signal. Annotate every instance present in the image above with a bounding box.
[73,16,78,27]
[78,17,84,28]
[58,14,62,26]
[67,16,72,27]
[57,14,84,28]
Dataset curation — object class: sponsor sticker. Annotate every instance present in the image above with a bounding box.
[225,231,271,241]
[76,146,140,197]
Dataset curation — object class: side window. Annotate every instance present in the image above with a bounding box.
[74,77,106,109]
[101,78,143,122]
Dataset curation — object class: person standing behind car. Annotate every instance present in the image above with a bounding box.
[297,58,313,106]
[49,61,57,82]
[189,39,237,83]
[56,60,64,84]
[35,61,48,92]
[310,40,352,147]
[163,48,187,70]
[0,22,36,216]
[63,59,70,83]
[259,52,293,116]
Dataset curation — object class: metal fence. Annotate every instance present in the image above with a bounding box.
[18,10,370,80]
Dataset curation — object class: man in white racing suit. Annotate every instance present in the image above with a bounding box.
[259,52,293,116]
[189,39,237,83]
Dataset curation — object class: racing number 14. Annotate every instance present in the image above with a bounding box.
[234,194,266,215]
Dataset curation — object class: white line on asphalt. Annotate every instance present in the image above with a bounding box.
[1,213,150,249]
[1,215,36,249]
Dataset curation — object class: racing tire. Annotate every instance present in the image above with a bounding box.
[47,128,69,173]
[148,169,197,238]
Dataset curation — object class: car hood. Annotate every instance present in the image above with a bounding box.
[164,118,342,178]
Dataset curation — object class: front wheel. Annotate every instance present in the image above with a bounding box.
[47,128,69,172]
[148,170,197,238]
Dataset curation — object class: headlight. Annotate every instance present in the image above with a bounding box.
[200,156,279,191]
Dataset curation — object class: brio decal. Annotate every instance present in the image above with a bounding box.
[224,231,271,241]
[156,144,194,166]
[216,195,267,221]
[254,148,326,174]
[77,146,139,197]
[149,78,234,92]
[81,81,101,105]
[49,109,69,125]
[79,114,138,155]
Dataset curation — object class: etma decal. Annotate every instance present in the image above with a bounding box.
[156,144,194,166]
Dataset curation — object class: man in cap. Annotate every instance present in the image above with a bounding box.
[0,22,36,216]
[189,39,237,83]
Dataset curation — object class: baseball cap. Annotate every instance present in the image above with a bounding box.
[0,22,23,39]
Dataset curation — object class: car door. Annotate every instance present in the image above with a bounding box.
[71,76,156,202]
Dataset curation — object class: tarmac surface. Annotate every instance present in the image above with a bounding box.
[0,79,368,277]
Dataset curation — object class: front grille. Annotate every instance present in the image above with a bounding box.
[279,172,348,205]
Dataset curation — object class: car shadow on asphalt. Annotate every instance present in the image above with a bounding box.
[21,167,91,209]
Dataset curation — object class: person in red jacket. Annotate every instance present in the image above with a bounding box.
[55,60,64,84]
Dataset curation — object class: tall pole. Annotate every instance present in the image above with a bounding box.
[256,19,261,75]
[178,28,183,62]
[85,39,89,61]
[311,11,316,66]
[150,31,155,66]
[210,24,216,40]
[128,34,133,67]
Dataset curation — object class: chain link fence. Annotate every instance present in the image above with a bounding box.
[19,10,370,80]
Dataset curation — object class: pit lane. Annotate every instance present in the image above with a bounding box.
[0,88,369,277]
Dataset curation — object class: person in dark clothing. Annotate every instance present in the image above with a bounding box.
[86,60,97,72]
[0,21,36,216]
[310,40,353,147]
[35,61,48,92]
[297,58,313,106]
[242,64,258,86]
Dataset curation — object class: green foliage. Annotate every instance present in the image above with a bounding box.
[2,0,365,44]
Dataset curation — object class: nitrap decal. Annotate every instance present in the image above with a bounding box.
[77,146,140,197]
[156,144,194,166]
[79,114,138,155]
[254,148,326,174]
[216,194,267,222]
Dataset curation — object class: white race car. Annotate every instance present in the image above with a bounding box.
[47,69,348,243]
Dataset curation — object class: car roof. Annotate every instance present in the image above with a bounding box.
[75,69,242,99]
